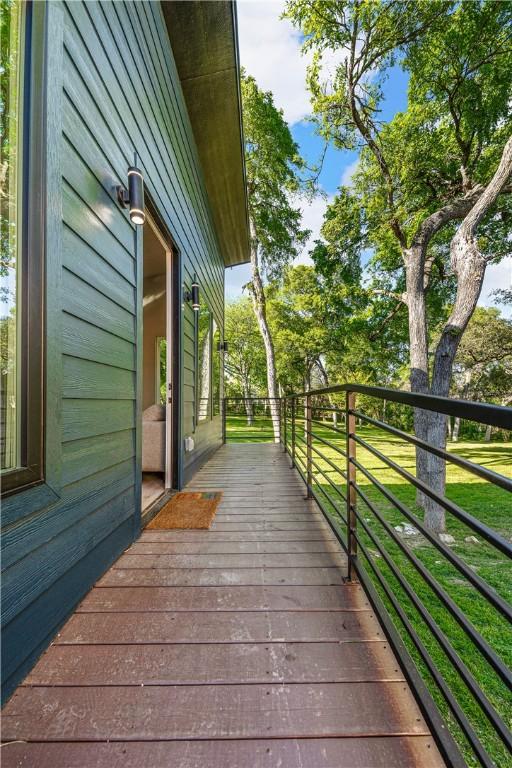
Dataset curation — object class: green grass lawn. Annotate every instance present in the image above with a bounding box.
[226,414,512,767]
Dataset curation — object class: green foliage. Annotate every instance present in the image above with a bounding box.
[224,298,267,397]
[285,0,512,380]
[285,0,449,150]
[451,307,512,404]
[241,71,310,278]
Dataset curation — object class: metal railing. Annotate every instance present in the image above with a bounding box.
[222,386,512,768]
[222,397,282,443]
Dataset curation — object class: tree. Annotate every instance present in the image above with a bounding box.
[449,307,512,440]
[286,0,512,530]
[224,298,267,424]
[241,72,310,441]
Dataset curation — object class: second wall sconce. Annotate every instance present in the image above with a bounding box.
[117,157,145,226]
[184,279,200,311]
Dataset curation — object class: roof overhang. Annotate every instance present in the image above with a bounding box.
[161,1,250,268]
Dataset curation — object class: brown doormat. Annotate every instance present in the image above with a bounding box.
[145,491,222,530]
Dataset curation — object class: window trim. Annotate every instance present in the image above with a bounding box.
[2,1,46,497]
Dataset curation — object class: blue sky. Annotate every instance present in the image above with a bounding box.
[228,0,511,314]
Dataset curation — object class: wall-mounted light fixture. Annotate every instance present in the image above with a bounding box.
[184,279,200,311]
[218,340,229,352]
[117,156,145,226]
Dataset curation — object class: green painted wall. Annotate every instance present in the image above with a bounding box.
[1,0,225,700]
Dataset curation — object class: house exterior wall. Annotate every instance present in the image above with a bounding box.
[1,0,225,701]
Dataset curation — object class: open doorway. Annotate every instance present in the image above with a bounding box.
[141,210,177,512]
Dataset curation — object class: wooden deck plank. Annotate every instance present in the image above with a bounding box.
[208,522,333,531]
[25,642,404,686]
[77,584,367,612]
[125,534,340,558]
[55,609,386,644]
[1,443,445,767]
[99,566,346,586]
[2,682,430,740]
[138,530,337,541]
[111,553,345,570]
[0,737,446,768]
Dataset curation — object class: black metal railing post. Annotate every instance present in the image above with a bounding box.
[306,394,313,498]
[282,397,287,452]
[291,398,296,468]
[346,390,357,581]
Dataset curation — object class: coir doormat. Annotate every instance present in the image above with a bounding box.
[145,491,222,530]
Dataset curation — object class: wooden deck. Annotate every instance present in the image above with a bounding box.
[2,444,445,767]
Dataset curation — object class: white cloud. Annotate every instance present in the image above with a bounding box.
[340,158,359,188]
[295,193,333,264]
[237,1,348,126]
[478,257,512,318]
[224,194,332,300]
[237,0,312,125]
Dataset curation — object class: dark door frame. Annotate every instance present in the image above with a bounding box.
[142,193,181,493]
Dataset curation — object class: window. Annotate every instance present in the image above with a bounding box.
[212,319,221,416]
[1,0,45,495]
[197,298,211,422]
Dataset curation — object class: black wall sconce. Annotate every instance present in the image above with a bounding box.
[184,279,200,311]
[117,156,145,226]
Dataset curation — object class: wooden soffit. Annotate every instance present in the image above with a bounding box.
[161,0,250,267]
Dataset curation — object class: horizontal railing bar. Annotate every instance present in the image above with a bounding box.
[353,435,512,557]
[293,440,308,462]
[310,416,347,437]
[303,437,347,480]
[309,455,348,508]
[351,483,511,689]
[351,460,512,620]
[306,428,348,460]
[224,397,282,401]
[352,411,512,493]
[310,472,347,525]
[284,385,512,429]
[290,441,347,523]
[352,520,512,752]
[288,443,349,554]
[310,404,345,412]
[354,541,493,768]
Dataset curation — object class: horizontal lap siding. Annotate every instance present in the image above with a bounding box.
[1,0,224,699]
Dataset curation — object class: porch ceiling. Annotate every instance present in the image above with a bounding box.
[161,1,250,268]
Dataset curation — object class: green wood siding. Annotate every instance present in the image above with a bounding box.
[1,0,225,700]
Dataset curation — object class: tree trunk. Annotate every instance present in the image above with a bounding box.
[243,380,253,426]
[249,239,280,443]
[420,136,512,531]
[316,358,338,427]
[404,136,512,532]
[404,247,432,513]
[484,424,492,442]
[452,417,461,442]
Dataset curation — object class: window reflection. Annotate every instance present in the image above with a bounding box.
[197,300,211,421]
[212,320,221,416]
[1,0,23,472]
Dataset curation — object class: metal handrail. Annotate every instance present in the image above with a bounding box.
[285,383,512,429]
[222,385,512,768]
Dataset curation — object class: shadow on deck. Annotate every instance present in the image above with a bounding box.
[1,444,445,767]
